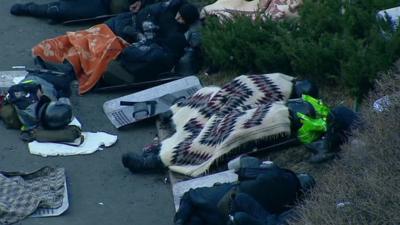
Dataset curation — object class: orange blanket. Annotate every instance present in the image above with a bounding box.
[32,24,129,94]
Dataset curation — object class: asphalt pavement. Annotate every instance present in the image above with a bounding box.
[0,1,174,225]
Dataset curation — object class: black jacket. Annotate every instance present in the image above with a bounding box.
[135,0,187,38]
[118,31,187,81]
[174,167,303,225]
[238,167,302,214]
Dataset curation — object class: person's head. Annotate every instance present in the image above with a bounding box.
[291,80,319,99]
[41,100,72,129]
[296,173,316,192]
[175,3,200,25]
[325,106,361,148]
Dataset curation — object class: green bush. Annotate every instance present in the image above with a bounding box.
[202,0,400,98]
[202,16,293,74]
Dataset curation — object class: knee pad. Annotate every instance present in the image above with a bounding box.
[287,99,316,132]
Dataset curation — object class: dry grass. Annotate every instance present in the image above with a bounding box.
[201,66,400,224]
[287,70,400,225]
[198,71,239,86]
[194,67,400,224]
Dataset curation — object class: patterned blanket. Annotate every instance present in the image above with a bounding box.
[32,24,129,94]
[0,167,65,224]
[159,73,295,177]
[201,0,303,20]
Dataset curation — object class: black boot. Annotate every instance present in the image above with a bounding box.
[306,138,335,163]
[10,2,36,16]
[10,2,56,19]
[28,3,56,18]
[122,153,166,173]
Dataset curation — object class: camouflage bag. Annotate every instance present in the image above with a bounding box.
[0,103,22,129]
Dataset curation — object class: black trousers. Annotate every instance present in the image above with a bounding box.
[28,0,110,21]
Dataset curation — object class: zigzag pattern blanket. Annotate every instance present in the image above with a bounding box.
[201,0,303,20]
[159,73,295,177]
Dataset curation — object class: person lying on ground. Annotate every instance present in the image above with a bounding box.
[103,2,201,83]
[121,73,360,176]
[135,0,202,75]
[32,2,200,93]
[102,31,188,85]
[10,0,155,23]
[174,160,315,225]
[0,69,81,143]
[105,0,202,74]
[121,74,317,176]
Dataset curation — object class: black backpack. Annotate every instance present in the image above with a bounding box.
[7,81,42,110]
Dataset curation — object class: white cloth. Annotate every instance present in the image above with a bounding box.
[373,95,390,112]
[28,132,118,157]
[69,117,82,128]
[28,118,116,157]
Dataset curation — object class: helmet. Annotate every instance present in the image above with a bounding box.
[41,101,72,129]
[287,99,316,131]
[325,106,361,149]
[178,3,200,25]
[292,80,319,99]
[296,173,316,192]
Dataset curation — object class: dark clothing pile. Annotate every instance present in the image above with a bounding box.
[118,32,187,82]
[306,106,362,163]
[106,0,187,42]
[0,69,82,143]
[129,1,204,75]
[6,71,74,130]
[105,12,137,41]
[174,166,303,225]
[135,0,187,38]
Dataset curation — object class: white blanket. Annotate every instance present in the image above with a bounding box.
[29,132,117,157]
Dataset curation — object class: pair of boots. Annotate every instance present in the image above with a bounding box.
[121,137,166,173]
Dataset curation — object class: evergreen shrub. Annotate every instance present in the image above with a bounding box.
[202,0,400,98]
